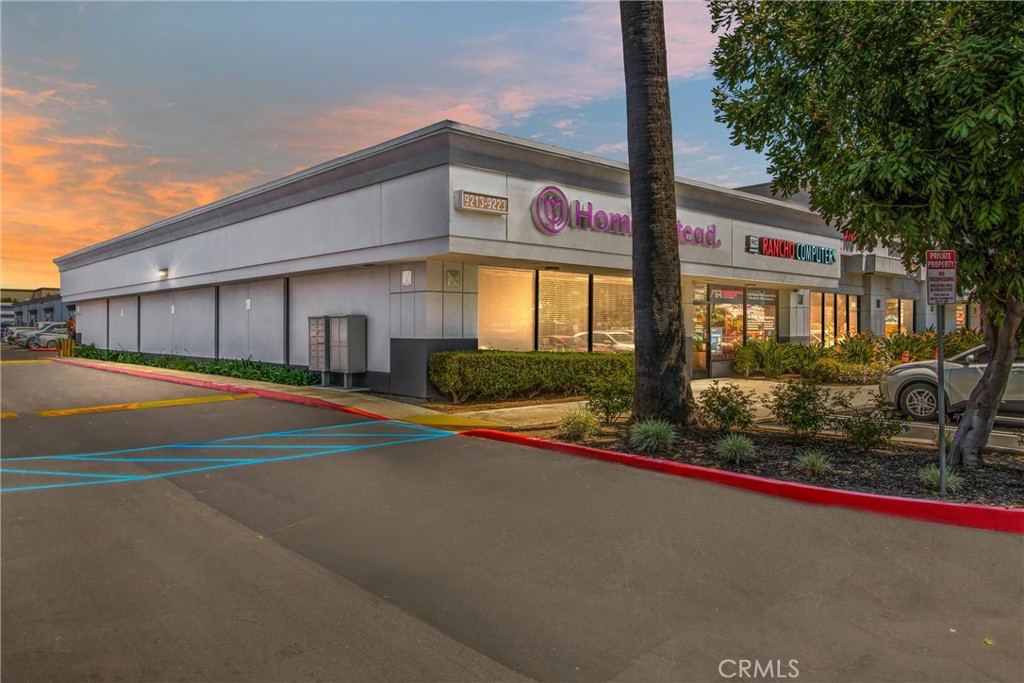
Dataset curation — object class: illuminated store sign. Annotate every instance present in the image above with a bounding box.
[745,235,836,265]
[531,185,722,248]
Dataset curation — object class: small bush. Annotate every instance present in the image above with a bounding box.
[716,433,756,465]
[918,465,964,493]
[747,337,796,379]
[628,419,677,453]
[803,358,885,385]
[880,332,935,364]
[558,408,600,441]
[732,345,758,377]
[835,399,909,452]
[790,344,835,375]
[794,450,832,476]
[944,328,985,356]
[836,333,877,364]
[696,381,756,433]
[585,373,634,423]
[931,427,955,450]
[804,357,843,384]
[761,380,851,437]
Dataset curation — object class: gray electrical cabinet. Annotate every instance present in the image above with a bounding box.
[329,315,367,373]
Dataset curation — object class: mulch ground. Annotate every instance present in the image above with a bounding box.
[512,424,1024,509]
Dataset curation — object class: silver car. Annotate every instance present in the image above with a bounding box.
[879,345,1024,420]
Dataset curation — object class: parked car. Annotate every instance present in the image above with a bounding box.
[573,330,636,353]
[14,324,67,348]
[879,344,1024,420]
[30,330,70,349]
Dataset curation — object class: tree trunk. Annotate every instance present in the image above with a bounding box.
[620,1,692,425]
[949,298,1023,467]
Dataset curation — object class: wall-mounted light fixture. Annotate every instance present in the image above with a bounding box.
[158,268,169,278]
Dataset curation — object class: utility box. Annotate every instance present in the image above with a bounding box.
[329,315,367,374]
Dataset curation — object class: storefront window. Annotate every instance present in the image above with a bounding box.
[692,283,710,378]
[593,275,634,353]
[836,294,848,340]
[955,304,967,329]
[745,288,778,342]
[538,271,589,351]
[848,296,859,336]
[710,286,744,361]
[478,267,534,351]
[824,294,836,346]
[885,298,914,336]
[810,291,824,345]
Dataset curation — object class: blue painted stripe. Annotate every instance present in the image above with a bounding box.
[0,468,141,480]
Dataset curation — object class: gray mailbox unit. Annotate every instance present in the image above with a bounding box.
[308,314,367,387]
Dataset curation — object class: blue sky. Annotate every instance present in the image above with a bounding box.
[2,1,769,287]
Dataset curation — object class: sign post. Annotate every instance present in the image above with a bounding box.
[926,250,957,495]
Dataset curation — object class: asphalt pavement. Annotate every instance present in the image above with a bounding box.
[2,355,1022,682]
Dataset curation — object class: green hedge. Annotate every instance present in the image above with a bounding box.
[428,350,634,403]
[72,344,318,386]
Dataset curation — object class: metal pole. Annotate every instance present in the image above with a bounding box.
[937,305,947,495]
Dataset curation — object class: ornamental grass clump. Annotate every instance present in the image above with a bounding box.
[794,450,832,477]
[918,465,964,493]
[628,419,677,453]
[716,433,756,465]
[557,408,600,441]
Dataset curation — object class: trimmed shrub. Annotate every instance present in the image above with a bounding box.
[716,433,756,465]
[696,380,756,433]
[747,337,796,379]
[836,333,878,364]
[918,465,964,493]
[835,398,909,452]
[794,450,832,476]
[761,380,851,437]
[428,350,634,403]
[558,408,600,441]
[804,358,885,385]
[71,345,318,386]
[585,373,634,423]
[628,419,677,453]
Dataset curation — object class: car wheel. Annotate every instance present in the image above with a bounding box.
[899,382,939,421]
[46,339,60,349]
[26,338,40,349]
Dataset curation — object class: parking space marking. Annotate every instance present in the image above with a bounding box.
[35,392,260,417]
[1,420,452,493]
[0,413,19,419]
[0,360,52,364]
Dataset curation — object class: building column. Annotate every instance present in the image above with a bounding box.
[780,289,810,345]
[862,274,888,336]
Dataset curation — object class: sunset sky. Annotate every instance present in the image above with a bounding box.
[1,1,769,290]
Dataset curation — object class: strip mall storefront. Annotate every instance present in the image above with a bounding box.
[57,122,951,395]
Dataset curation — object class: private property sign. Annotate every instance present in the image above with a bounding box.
[926,250,957,305]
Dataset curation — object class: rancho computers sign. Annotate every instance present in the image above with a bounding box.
[745,235,837,265]
[531,185,721,249]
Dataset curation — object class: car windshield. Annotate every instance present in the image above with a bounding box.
[607,332,634,343]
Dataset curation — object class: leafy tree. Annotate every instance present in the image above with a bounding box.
[620,1,693,425]
[710,0,1024,466]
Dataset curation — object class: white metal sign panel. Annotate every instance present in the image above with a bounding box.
[926,250,957,305]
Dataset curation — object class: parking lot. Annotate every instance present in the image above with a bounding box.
[3,355,1023,682]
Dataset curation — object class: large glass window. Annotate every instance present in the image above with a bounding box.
[538,271,589,351]
[955,304,968,329]
[885,298,914,336]
[824,294,836,346]
[692,282,710,378]
[745,288,778,342]
[836,294,849,340]
[810,291,824,345]
[848,296,859,336]
[710,286,744,361]
[593,275,634,353]
[478,267,535,350]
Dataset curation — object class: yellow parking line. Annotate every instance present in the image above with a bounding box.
[36,393,259,418]
[0,412,20,419]
[0,360,52,364]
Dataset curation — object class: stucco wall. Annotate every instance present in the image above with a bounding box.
[139,288,215,357]
[76,299,107,348]
[108,296,139,351]
[218,279,285,363]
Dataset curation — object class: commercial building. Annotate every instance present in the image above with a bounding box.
[56,121,969,397]
[11,292,75,325]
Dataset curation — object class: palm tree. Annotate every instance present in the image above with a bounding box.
[620,0,692,424]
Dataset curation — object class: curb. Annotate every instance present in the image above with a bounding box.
[53,359,390,421]
[27,348,59,353]
[462,429,1024,535]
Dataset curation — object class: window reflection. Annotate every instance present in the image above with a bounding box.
[478,267,534,351]
[538,272,589,352]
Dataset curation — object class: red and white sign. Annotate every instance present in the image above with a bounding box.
[926,250,957,305]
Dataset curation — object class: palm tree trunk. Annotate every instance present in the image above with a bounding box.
[620,0,692,424]
[949,298,1022,467]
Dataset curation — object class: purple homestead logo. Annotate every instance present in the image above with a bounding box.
[531,185,721,248]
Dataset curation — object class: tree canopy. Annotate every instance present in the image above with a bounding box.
[710,0,1023,312]
[710,0,1023,464]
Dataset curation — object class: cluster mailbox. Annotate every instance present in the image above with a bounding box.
[308,315,367,383]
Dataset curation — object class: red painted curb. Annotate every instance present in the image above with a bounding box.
[53,359,390,421]
[462,429,1024,534]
